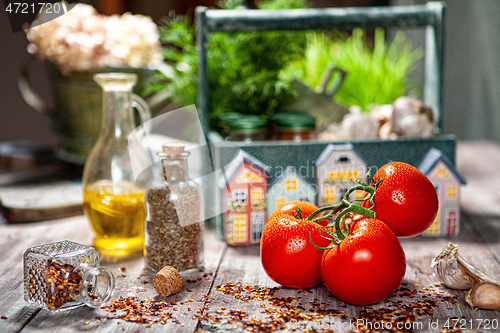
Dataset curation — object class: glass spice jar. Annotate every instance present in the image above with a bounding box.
[269,112,305,140]
[228,116,267,142]
[24,240,114,312]
[145,142,204,273]
[218,112,242,138]
[276,114,316,142]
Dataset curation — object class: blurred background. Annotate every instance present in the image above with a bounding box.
[1,0,499,146]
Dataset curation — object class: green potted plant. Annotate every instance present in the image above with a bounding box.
[143,0,308,134]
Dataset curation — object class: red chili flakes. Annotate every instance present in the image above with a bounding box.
[101,297,174,325]
[216,283,280,302]
[202,282,462,333]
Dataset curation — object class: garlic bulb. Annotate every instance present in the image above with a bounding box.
[431,243,499,289]
[378,121,398,140]
[392,97,435,138]
[465,282,500,311]
[339,106,379,140]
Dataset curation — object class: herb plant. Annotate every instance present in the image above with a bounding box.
[144,0,307,131]
[282,28,422,112]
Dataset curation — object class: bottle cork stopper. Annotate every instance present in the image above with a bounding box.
[153,266,183,297]
[162,142,185,154]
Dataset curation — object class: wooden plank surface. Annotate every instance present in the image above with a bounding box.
[22,226,226,333]
[199,213,500,333]
[0,217,93,333]
[457,141,500,263]
[0,217,226,333]
[0,141,499,333]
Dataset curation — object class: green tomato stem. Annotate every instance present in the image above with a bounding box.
[308,178,380,246]
[306,203,344,221]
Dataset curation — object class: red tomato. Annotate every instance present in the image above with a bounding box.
[260,214,331,289]
[267,200,327,226]
[321,218,406,305]
[363,162,438,237]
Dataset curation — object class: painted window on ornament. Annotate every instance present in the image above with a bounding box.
[233,214,248,242]
[447,184,457,200]
[285,177,298,192]
[250,188,263,205]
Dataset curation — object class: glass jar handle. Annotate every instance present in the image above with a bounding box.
[81,267,115,308]
[132,94,152,132]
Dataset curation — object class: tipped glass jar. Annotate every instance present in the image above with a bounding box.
[24,241,114,312]
[145,142,204,273]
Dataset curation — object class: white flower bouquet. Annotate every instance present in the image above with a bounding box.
[26,2,163,75]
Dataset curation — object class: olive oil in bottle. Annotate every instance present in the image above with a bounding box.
[81,73,152,259]
[83,180,145,257]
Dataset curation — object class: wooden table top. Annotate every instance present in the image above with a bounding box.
[1,141,500,333]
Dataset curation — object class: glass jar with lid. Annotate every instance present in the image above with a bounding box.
[276,114,316,141]
[228,116,267,142]
[145,142,204,273]
[218,112,242,138]
[269,112,305,140]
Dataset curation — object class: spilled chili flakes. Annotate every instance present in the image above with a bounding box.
[98,278,461,332]
[201,282,461,332]
[102,297,174,325]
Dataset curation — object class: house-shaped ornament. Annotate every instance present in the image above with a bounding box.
[219,150,271,246]
[315,143,368,206]
[267,166,317,218]
[418,148,466,236]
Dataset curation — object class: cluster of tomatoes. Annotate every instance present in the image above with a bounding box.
[260,162,439,306]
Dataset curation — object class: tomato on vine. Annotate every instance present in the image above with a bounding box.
[319,218,406,305]
[260,213,331,289]
[303,183,406,305]
[362,162,439,237]
[267,200,327,226]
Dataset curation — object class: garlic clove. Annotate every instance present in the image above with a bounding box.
[465,282,500,311]
[431,243,499,289]
[391,96,435,138]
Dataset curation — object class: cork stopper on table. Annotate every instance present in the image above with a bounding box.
[153,266,183,297]
[162,142,186,154]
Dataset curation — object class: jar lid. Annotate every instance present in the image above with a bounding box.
[276,114,316,130]
[219,112,242,125]
[270,112,305,123]
[229,116,267,131]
